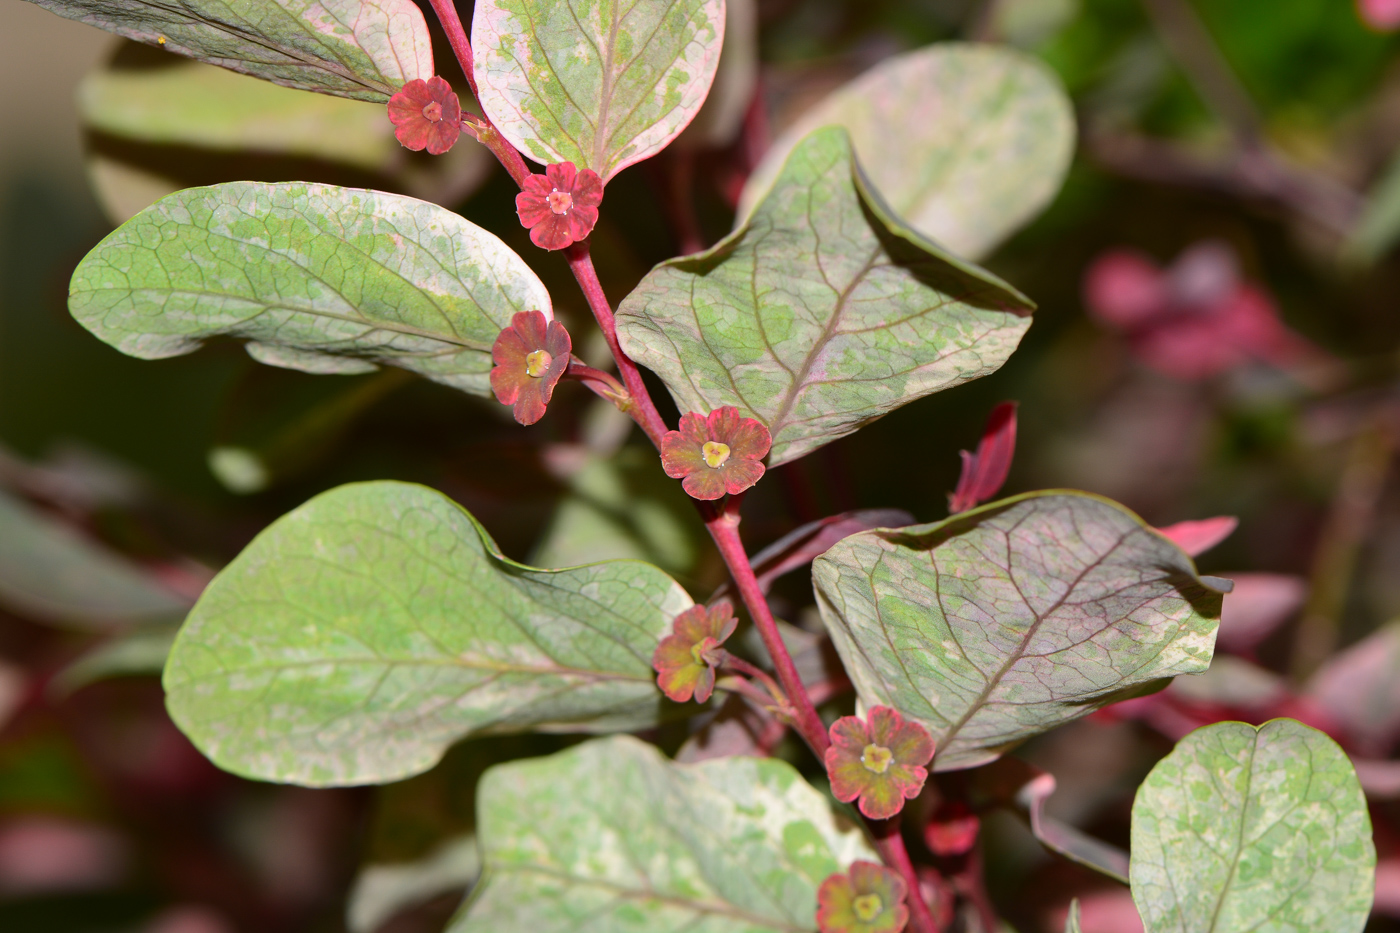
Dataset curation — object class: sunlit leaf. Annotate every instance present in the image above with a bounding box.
[164,481,693,786]
[26,0,433,101]
[738,43,1074,260]
[471,0,725,180]
[69,182,549,397]
[1130,719,1375,933]
[451,734,877,933]
[812,491,1222,771]
[617,127,1033,467]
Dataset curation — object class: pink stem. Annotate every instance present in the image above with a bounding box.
[871,816,941,933]
[425,0,479,100]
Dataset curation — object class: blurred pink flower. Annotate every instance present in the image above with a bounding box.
[0,818,127,894]
[1359,0,1400,30]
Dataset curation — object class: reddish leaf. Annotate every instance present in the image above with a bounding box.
[1306,621,1400,756]
[948,401,1017,513]
[1153,516,1237,557]
[1216,573,1307,654]
[1051,889,1144,933]
[1376,859,1400,917]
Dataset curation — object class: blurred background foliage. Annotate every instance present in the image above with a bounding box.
[3,0,1400,930]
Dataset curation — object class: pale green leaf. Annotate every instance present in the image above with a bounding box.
[348,834,480,933]
[737,43,1075,261]
[812,491,1222,771]
[0,487,189,628]
[69,182,549,396]
[52,623,180,695]
[1130,719,1375,933]
[164,481,693,786]
[471,0,725,180]
[616,126,1033,467]
[452,734,877,933]
[25,0,433,101]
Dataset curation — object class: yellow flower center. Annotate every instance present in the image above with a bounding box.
[702,441,731,468]
[547,189,574,214]
[525,349,553,378]
[422,100,443,123]
[861,743,893,774]
[853,893,883,922]
[690,636,717,665]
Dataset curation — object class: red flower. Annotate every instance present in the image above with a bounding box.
[516,162,603,250]
[651,603,737,703]
[825,706,934,820]
[387,77,462,155]
[816,861,909,933]
[661,407,771,501]
[489,310,570,425]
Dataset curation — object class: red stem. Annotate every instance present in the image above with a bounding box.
[870,816,941,933]
[426,0,479,100]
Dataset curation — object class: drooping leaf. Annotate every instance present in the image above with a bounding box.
[812,491,1223,771]
[737,44,1075,261]
[52,624,181,695]
[1063,898,1082,933]
[164,481,693,786]
[451,734,877,933]
[0,487,189,628]
[69,182,550,397]
[348,834,480,933]
[471,0,725,180]
[617,127,1033,467]
[1130,719,1375,933]
[25,0,433,101]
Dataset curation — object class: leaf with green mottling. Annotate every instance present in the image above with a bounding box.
[738,43,1074,261]
[69,182,549,396]
[164,481,693,786]
[25,0,433,101]
[471,0,725,180]
[616,126,1033,467]
[452,735,877,933]
[1130,719,1375,933]
[812,491,1223,771]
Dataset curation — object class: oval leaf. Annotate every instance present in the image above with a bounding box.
[738,43,1074,261]
[163,481,693,786]
[812,491,1223,771]
[471,0,725,180]
[69,182,549,397]
[1130,719,1375,933]
[616,126,1033,467]
[452,734,877,933]
[25,0,432,101]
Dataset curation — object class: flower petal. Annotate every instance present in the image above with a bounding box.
[530,215,574,251]
[681,468,728,500]
[547,161,578,190]
[720,458,764,495]
[661,432,706,479]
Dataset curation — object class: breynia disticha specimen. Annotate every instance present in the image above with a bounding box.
[661,407,771,500]
[490,311,570,425]
[948,401,1017,513]
[516,162,603,250]
[651,603,737,703]
[387,76,461,155]
[817,860,910,933]
[826,706,934,820]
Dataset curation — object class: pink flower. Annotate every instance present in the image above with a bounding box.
[817,861,910,933]
[651,603,737,703]
[1359,0,1400,30]
[489,311,570,425]
[515,162,603,250]
[660,407,771,501]
[387,77,462,155]
[825,706,934,820]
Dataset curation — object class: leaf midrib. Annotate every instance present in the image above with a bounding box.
[1206,734,1258,932]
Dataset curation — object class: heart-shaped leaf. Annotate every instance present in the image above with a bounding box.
[471,0,725,181]
[451,734,877,933]
[616,126,1033,467]
[737,43,1074,261]
[69,182,549,397]
[164,481,693,786]
[812,491,1223,771]
[1131,719,1375,933]
[26,0,432,102]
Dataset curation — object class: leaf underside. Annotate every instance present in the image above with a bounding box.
[1130,719,1375,933]
[69,182,550,397]
[453,735,877,933]
[616,126,1033,467]
[813,490,1223,771]
[163,482,693,786]
[26,0,433,101]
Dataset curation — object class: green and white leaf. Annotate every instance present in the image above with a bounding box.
[616,126,1033,467]
[1131,719,1375,933]
[813,491,1222,771]
[164,481,693,786]
[471,0,725,180]
[452,735,877,933]
[69,182,549,396]
[738,43,1074,261]
[25,0,433,101]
